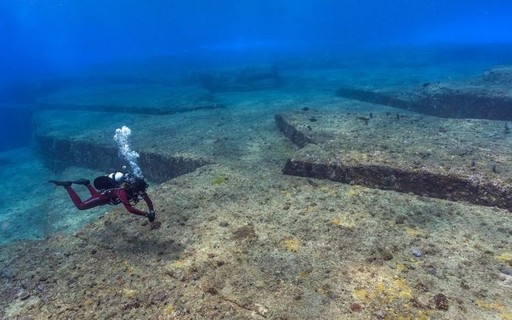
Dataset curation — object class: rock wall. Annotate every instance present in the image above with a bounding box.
[36,134,210,183]
[336,66,512,120]
[276,109,512,212]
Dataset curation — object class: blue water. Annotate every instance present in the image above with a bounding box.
[1,1,512,243]
[2,2,511,117]
[2,1,512,83]
[2,3,512,319]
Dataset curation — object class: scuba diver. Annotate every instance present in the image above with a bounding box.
[49,172,156,222]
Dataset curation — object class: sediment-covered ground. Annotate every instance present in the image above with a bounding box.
[1,65,511,319]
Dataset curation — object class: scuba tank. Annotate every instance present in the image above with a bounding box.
[93,168,128,190]
[107,171,126,183]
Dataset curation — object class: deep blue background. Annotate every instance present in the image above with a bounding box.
[2,0,512,82]
[1,0,512,151]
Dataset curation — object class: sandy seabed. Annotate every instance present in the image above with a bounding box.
[1,66,512,320]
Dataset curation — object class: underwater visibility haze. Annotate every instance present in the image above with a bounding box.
[2,0,512,82]
[2,0,512,150]
[1,1,512,319]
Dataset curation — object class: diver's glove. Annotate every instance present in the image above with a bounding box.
[146,210,156,222]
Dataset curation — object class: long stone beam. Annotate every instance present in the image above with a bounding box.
[34,109,216,183]
[336,66,512,120]
[36,134,210,183]
[276,108,512,211]
[36,102,224,115]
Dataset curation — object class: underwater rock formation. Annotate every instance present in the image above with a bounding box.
[276,107,512,211]
[195,65,280,92]
[36,133,210,183]
[336,66,512,120]
[36,84,223,115]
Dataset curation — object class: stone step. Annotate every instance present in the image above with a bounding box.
[336,66,512,120]
[36,84,224,115]
[34,109,217,183]
[192,65,280,92]
[36,102,224,115]
[276,105,512,211]
[36,134,209,183]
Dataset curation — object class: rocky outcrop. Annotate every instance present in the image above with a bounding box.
[36,133,210,183]
[336,66,512,120]
[195,65,280,92]
[36,84,223,115]
[276,107,512,211]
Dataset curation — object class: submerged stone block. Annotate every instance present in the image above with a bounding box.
[36,134,209,183]
[481,66,512,84]
[195,65,280,92]
[36,84,223,115]
[34,109,216,183]
[37,102,224,115]
[336,66,512,120]
[276,107,512,211]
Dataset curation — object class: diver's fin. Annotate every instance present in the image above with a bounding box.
[49,180,72,187]
[72,178,90,185]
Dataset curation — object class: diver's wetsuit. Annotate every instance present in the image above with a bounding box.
[64,183,154,217]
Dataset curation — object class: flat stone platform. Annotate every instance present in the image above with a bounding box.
[34,108,224,183]
[336,66,512,120]
[276,102,512,210]
[36,84,224,115]
[32,84,243,182]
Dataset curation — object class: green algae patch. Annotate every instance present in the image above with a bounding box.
[211,175,228,185]
[496,252,512,266]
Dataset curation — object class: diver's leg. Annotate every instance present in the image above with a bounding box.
[64,186,107,210]
[85,184,102,197]
[71,178,100,197]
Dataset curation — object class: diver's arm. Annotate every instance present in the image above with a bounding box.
[117,189,146,216]
[143,194,156,222]
[142,194,154,212]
